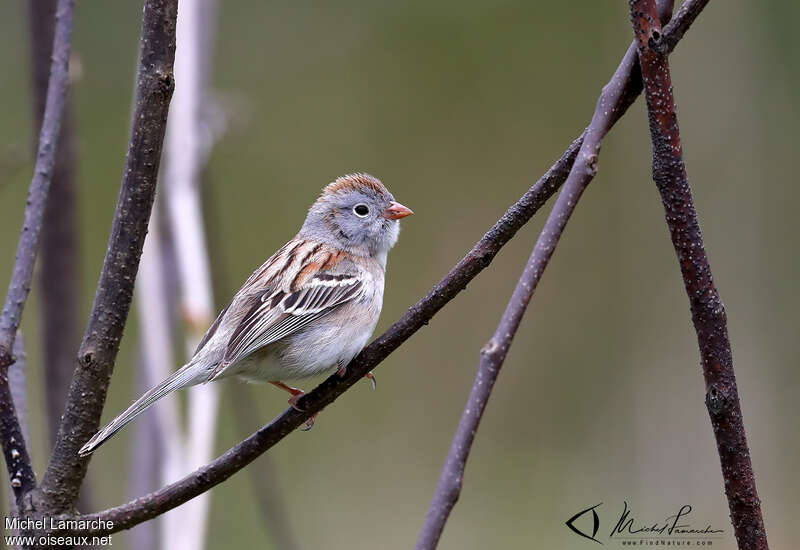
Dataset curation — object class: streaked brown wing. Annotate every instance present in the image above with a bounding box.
[193,240,300,356]
[207,273,363,380]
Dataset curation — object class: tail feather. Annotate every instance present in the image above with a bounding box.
[78,363,201,456]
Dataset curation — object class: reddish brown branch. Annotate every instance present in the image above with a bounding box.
[0,0,75,507]
[32,0,179,517]
[629,1,768,549]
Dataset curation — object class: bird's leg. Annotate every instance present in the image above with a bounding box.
[270,381,315,430]
[337,360,376,389]
[269,381,305,409]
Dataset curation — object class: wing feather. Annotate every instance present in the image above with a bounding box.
[208,271,364,380]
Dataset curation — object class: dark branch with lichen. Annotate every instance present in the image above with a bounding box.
[629,1,768,549]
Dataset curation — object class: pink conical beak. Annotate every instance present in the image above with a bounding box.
[383,201,414,220]
[383,201,413,220]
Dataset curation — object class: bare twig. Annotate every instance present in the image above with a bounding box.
[134,197,183,468]
[161,1,219,547]
[33,0,178,516]
[629,2,767,549]
[8,334,31,451]
[60,2,710,533]
[28,0,82,448]
[413,5,682,548]
[132,198,180,549]
[654,0,711,55]
[0,0,75,506]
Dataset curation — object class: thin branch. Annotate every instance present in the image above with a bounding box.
[413,1,682,544]
[654,0,711,55]
[59,1,708,533]
[8,334,31,452]
[413,3,677,543]
[132,196,181,549]
[28,0,82,449]
[33,0,178,516]
[135,196,183,479]
[0,0,75,506]
[629,2,767,549]
[161,1,220,547]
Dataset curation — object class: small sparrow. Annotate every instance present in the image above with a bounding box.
[79,173,412,456]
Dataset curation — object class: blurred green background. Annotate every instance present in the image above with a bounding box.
[0,1,797,548]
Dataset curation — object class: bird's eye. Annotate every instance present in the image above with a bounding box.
[353,203,370,217]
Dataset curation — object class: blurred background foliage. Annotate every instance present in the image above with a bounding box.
[0,1,797,548]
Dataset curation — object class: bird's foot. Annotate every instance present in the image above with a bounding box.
[286,390,306,411]
[365,371,377,389]
[298,412,316,431]
[270,381,316,430]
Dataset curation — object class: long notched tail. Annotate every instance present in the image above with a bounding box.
[78,363,201,456]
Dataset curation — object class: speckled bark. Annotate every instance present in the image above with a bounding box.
[31,0,178,519]
[629,1,768,549]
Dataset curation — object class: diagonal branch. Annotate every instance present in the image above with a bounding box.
[69,136,578,535]
[628,1,768,549]
[33,0,179,516]
[7,334,31,452]
[63,0,709,534]
[28,0,82,449]
[414,1,676,543]
[654,0,710,55]
[0,0,75,506]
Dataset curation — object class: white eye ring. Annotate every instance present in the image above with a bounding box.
[353,203,370,217]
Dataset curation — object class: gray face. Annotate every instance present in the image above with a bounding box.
[302,188,401,259]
